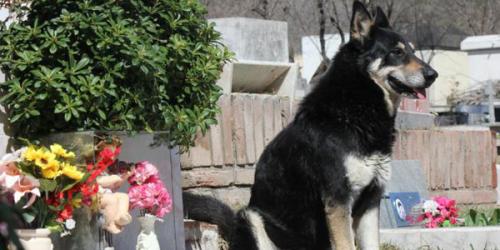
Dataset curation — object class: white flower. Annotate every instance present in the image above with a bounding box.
[423,200,439,215]
[0,148,26,165]
[65,219,76,230]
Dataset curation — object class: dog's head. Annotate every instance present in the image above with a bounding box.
[350,1,438,100]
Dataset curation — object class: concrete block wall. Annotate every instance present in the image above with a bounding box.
[181,94,498,207]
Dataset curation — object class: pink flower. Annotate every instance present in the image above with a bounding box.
[128,161,159,185]
[0,152,41,209]
[128,179,172,218]
[12,175,41,208]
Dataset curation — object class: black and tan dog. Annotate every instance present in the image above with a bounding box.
[184,1,437,249]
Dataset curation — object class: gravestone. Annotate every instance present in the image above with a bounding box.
[380,160,428,228]
[210,18,289,63]
[42,132,185,250]
[209,18,299,98]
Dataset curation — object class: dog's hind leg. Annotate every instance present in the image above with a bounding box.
[353,207,380,250]
[324,204,356,250]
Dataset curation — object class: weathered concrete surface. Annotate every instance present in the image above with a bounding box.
[216,61,299,97]
[184,220,220,250]
[395,111,435,130]
[210,18,289,63]
[381,226,500,250]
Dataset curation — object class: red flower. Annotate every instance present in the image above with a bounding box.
[58,205,73,221]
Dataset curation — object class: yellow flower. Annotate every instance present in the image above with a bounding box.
[50,144,75,159]
[71,198,82,208]
[40,159,60,179]
[61,163,84,181]
[35,150,56,169]
[23,146,41,162]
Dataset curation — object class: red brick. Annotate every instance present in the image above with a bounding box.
[232,95,247,165]
[243,95,256,164]
[263,96,275,145]
[432,190,474,204]
[253,95,266,160]
[280,97,291,129]
[219,95,235,165]
[272,97,281,136]
[188,131,212,167]
[472,190,497,204]
[209,98,225,166]
[182,168,234,188]
[464,132,475,188]
[234,167,255,185]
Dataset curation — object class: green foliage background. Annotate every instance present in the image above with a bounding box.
[0,0,232,148]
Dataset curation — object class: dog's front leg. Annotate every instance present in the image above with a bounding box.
[354,206,380,250]
[325,204,356,250]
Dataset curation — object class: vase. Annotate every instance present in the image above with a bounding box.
[15,228,53,250]
[136,214,160,250]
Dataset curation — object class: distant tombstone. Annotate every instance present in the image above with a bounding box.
[461,35,500,87]
[210,17,289,63]
[380,160,428,228]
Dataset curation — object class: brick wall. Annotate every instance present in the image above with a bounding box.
[181,94,498,206]
[393,128,497,204]
[181,94,299,208]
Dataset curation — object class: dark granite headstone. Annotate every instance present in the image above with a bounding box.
[42,131,185,250]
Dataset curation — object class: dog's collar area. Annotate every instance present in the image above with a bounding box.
[387,76,426,100]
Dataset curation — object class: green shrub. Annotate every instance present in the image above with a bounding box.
[0,0,232,148]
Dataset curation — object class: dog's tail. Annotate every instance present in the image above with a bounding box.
[183,191,236,240]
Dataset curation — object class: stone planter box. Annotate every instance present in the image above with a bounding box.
[381,226,500,250]
[41,131,185,250]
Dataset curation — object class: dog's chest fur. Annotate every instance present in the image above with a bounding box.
[344,154,391,193]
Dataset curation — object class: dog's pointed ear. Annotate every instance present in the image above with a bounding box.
[350,1,373,41]
[374,7,390,28]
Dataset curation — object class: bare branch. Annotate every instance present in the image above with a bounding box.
[317,0,330,63]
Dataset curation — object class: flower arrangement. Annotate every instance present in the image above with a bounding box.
[128,162,172,218]
[409,196,459,228]
[0,144,90,233]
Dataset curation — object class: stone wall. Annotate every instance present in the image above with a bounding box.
[181,94,498,206]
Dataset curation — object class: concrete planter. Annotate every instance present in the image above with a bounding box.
[41,131,185,250]
[381,226,500,250]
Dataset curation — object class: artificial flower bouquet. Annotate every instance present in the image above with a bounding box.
[0,144,90,234]
[128,161,172,218]
[408,196,460,228]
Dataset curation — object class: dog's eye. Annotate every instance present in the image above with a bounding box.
[391,48,405,57]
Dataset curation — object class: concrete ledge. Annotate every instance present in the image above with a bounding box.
[184,220,500,250]
[381,226,500,250]
[395,111,435,130]
[216,60,299,98]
